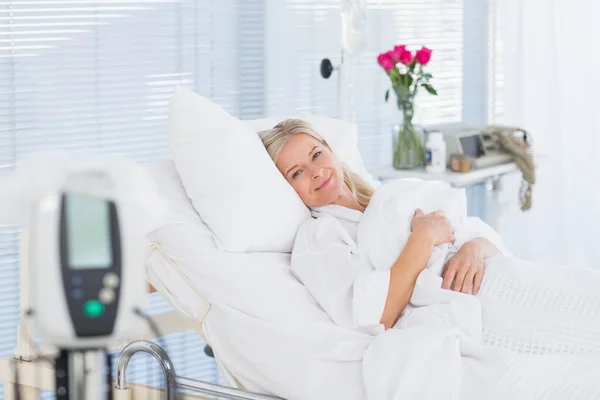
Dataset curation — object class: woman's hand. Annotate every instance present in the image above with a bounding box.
[442,242,484,294]
[410,209,455,247]
[442,238,499,295]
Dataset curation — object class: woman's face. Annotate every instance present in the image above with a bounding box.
[276,133,343,208]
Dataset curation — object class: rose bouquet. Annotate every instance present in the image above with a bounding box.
[377,45,437,169]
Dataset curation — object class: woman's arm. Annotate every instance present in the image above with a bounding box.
[379,228,435,329]
[379,209,456,330]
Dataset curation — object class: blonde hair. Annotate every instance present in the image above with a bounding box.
[259,118,374,209]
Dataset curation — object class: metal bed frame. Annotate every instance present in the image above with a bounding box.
[115,340,283,400]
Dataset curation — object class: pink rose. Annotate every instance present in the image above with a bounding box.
[377,52,394,71]
[415,46,432,65]
[391,45,406,63]
[398,48,413,65]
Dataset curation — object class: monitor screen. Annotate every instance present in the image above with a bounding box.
[65,194,113,269]
[459,135,485,158]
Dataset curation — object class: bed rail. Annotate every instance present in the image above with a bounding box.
[115,340,284,400]
[115,340,177,399]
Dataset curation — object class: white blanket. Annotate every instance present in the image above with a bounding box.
[357,181,600,399]
[358,179,492,336]
[358,179,468,278]
[363,256,600,400]
[150,173,600,399]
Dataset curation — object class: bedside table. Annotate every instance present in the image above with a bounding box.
[368,162,518,188]
[368,162,520,226]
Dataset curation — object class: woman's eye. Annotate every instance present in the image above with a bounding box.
[292,170,302,179]
[313,151,321,160]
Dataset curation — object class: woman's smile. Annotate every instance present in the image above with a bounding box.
[316,174,332,191]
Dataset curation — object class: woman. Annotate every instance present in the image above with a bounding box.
[259,119,600,398]
[260,119,505,332]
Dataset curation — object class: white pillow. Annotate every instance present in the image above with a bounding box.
[143,161,329,323]
[169,86,310,253]
[246,115,379,188]
[144,161,211,319]
[144,160,201,225]
[170,86,379,253]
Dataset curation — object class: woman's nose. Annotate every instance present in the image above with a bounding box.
[311,167,324,180]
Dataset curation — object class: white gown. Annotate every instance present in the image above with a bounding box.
[291,203,510,334]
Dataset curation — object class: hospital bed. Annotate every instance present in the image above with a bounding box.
[0,231,284,400]
[0,156,373,400]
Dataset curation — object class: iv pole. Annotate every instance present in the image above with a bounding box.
[319,0,367,122]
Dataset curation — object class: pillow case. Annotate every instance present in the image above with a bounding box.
[169,86,378,253]
[169,86,310,253]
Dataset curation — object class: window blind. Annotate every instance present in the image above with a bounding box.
[1,0,491,396]
[0,0,245,396]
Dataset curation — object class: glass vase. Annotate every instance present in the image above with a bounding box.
[392,102,425,169]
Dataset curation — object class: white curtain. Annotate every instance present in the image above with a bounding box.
[492,0,600,269]
[0,0,242,394]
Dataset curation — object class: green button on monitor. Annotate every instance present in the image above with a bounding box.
[83,300,105,318]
